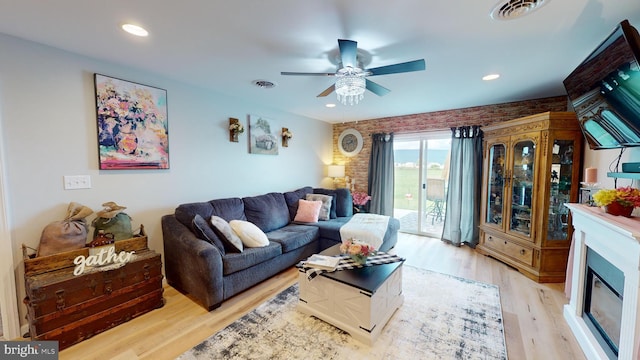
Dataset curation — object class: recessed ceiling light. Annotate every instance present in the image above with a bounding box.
[483,74,500,81]
[325,103,336,108]
[122,24,149,37]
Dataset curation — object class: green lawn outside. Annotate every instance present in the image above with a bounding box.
[394,167,444,211]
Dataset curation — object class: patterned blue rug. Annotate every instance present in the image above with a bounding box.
[178,266,507,360]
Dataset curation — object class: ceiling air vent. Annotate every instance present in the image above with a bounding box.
[252,80,276,89]
[490,0,550,20]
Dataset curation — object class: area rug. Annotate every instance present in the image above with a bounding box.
[178,266,507,360]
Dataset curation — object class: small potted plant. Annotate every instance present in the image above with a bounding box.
[592,186,640,217]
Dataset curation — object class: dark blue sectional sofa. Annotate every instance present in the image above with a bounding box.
[161,186,400,310]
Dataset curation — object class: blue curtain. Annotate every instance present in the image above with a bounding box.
[441,126,482,247]
[368,133,394,215]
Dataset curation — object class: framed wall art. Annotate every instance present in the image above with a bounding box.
[94,74,169,169]
[249,114,279,155]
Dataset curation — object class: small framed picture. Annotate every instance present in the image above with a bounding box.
[249,114,279,155]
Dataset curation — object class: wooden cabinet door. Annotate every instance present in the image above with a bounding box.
[505,132,540,242]
[481,136,509,232]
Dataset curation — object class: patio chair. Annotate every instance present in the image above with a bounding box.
[426,178,446,224]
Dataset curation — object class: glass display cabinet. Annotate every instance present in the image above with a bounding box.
[478,112,583,283]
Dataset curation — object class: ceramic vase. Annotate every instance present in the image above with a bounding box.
[350,254,368,265]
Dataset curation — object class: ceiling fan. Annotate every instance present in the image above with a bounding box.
[281,39,426,105]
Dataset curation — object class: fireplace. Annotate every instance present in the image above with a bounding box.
[583,248,624,359]
[565,204,640,360]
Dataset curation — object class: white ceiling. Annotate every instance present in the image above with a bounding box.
[1,1,639,123]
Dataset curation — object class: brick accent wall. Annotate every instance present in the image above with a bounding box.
[332,95,569,193]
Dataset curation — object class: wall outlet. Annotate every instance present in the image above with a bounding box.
[63,175,92,190]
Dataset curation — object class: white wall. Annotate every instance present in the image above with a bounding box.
[0,33,333,327]
[583,147,640,188]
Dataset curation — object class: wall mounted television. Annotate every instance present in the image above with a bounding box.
[563,19,640,150]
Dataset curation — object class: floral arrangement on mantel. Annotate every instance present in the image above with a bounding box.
[592,186,640,217]
[352,192,372,206]
[340,238,377,265]
[229,122,244,134]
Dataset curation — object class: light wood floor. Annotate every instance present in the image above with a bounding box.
[58,233,586,360]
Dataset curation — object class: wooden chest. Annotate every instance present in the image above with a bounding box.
[23,230,164,350]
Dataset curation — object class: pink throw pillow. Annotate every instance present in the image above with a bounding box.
[294,199,323,223]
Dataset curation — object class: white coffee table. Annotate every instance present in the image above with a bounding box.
[297,246,404,345]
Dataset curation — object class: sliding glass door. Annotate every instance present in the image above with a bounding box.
[393,132,451,237]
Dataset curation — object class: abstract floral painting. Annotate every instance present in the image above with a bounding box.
[249,114,279,155]
[94,74,169,169]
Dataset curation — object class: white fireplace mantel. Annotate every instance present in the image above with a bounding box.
[565,203,640,360]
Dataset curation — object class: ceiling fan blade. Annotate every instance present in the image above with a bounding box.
[366,79,391,96]
[317,84,336,97]
[366,59,426,76]
[281,72,335,76]
[338,39,358,68]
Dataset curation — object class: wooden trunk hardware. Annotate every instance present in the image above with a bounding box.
[22,225,164,350]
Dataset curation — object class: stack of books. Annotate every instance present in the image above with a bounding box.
[302,254,341,271]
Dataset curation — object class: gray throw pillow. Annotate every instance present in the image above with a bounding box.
[306,193,333,221]
[191,214,226,254]
[210,215,243,253]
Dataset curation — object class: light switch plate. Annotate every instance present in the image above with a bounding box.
[64,175,91,190]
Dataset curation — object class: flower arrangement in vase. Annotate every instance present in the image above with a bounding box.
[340,238,376,265]
[352,191,372,213]
[592,186,640,217]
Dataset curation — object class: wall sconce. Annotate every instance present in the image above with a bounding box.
[229,118,244,142]
[282,127,293,147]
[327,165,345,184]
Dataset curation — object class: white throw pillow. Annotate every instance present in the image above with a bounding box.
[229,220,269,248]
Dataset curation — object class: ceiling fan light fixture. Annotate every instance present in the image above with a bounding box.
[335,67,366,106]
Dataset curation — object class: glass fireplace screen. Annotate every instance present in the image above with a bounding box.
[583,248,624,359]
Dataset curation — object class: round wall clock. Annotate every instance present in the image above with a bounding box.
[338,128,364,157]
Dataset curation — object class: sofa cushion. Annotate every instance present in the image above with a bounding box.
[267,224,319,253]
[175,197,247,230]
[314,188,353,217]
[230,220,269,248]
[210,197,247,222]
[243,192,290,232]
[176,201,215,229]
[210,216,243,253]
[294,199,322,223]
[191,214,226,254]
[312,217,351,242]
[305,194,333,221]
[221,242,282,275]
[283,186,313,221]
[312,189,337,218]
